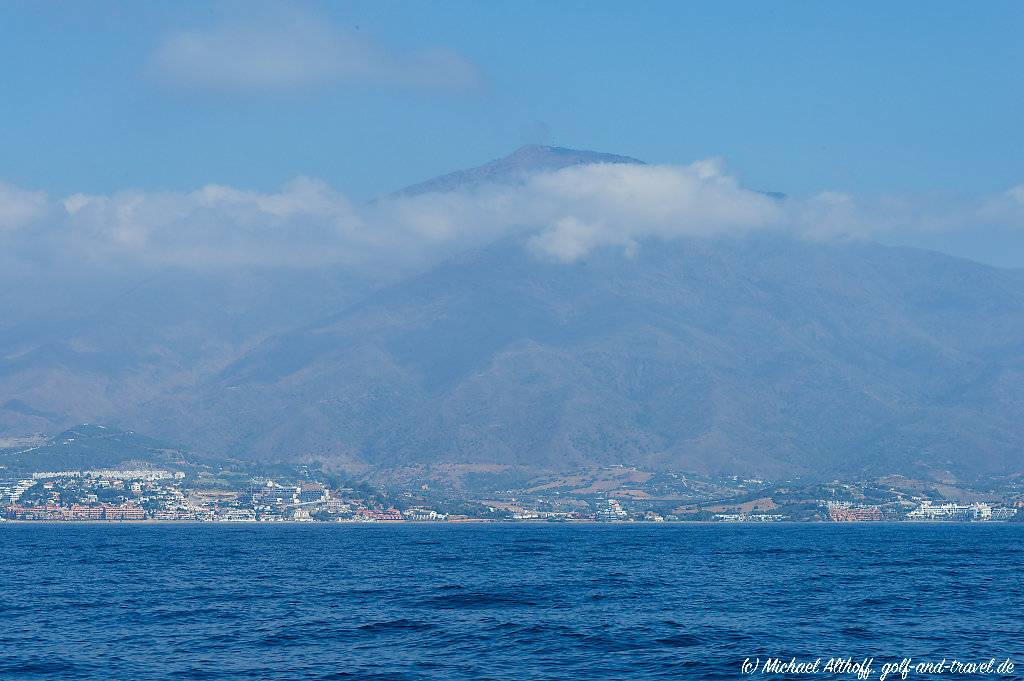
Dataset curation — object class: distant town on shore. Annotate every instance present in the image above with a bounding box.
[3,426,1022,525]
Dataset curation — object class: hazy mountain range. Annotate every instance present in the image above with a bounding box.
[3,146,1024,480]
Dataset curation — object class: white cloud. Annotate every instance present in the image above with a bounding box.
[786,186,1024,243]
[0,183,49,232]
[153,7,482,92]
[0,161,782,271]
[58,178,368,267]
[3,161,1024,273]
[980,185,1024,220]
[1008,186,1024,204]
[519,161,781,261]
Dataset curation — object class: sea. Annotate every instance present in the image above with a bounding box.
[1,523,1022,680]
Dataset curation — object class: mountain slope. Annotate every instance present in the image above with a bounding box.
[0,424,207,474]
[0,266,372,436]
[392,144,643,196]
[138,235,1024,479]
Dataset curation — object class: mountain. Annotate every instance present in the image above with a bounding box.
[392,144,643,196]
[136,234,1024,480]
[3,146,1024,480]
[0,144,638,439]
[0,264,373,436]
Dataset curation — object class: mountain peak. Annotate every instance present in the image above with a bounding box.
[505,144,643,165]
[393,144,644,197]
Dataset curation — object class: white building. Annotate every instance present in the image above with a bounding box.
[907,501,992,521]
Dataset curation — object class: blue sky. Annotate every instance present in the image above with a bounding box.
[2,0,1022,201]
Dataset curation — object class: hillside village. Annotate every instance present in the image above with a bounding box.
[3,426,1023,524]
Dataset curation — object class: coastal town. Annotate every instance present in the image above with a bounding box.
[2,463,1022,524]
[3,425,1023,524]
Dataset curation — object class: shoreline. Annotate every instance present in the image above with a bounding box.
[2,519,1020,526]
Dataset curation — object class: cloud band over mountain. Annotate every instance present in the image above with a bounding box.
[2,158,1023,276]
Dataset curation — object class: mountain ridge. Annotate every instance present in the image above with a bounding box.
[391,144,644,197]
[2,146,1024,481]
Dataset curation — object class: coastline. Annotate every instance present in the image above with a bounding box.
[2,519,1019,526]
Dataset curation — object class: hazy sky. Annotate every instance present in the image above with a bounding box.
[2,1,1024,268]
[3,1,1022,199]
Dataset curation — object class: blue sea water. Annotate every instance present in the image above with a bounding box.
[1,523,1022,680]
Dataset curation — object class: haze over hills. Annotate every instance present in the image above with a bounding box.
[2,146,1024,481]
[0,267,372,434]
